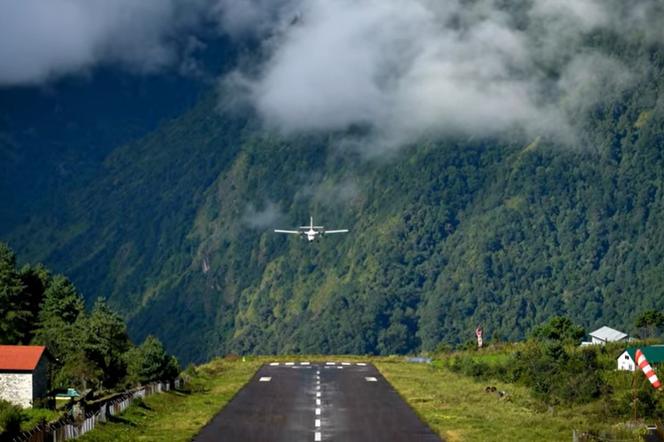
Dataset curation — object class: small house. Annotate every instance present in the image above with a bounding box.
[588,326,628,345]
[0,345,49,408]
[617,345,664,371]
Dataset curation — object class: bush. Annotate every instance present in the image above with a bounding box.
[0,400,24,440]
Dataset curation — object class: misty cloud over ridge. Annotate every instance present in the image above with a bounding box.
[0,0,298,86]
[229,0,661,147]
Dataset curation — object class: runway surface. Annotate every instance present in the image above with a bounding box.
[193,361,442,442]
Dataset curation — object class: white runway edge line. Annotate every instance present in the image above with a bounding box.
[341,362,351,366]
[259,377,272,382]
[301,361,310,365]
[326,362,336,365]
[285,362,295,366]
[269,362,279,366]
[357,362,367,366]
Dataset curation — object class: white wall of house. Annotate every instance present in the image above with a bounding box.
[0,372,34,408]
[617,351,636,371]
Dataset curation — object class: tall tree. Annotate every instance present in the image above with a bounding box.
[0,243,30,344]
[83,298,131,388]
[32,275,85,359]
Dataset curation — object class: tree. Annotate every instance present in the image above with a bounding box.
[635,310,664,338]
[530,316,585,344]
[82,298,131,388]
[32,275,85,359]
[126,335,180,384]
[0,243,30,344]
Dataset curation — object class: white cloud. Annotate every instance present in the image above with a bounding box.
[226,0,660,148]
[0,0,207,85]
[242,201,284,229]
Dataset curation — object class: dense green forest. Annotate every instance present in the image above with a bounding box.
[3,5,664,364]
[0,243,178,392]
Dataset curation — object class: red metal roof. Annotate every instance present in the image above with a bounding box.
[0,345,46,371]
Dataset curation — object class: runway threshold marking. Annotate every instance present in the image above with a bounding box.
[259,377,272,382]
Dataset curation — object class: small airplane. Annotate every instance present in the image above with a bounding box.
[274,217,349,242]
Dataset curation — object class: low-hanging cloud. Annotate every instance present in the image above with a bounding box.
[227,0,660,148]
[0,0,305,87]
[242,201,285,229]
[0,0,224,86]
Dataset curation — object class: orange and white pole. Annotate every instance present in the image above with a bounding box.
[635,349,662,390]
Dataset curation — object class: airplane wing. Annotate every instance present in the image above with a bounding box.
[274,229,301,234]
[324,229,349,234]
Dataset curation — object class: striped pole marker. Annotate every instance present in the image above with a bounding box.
[636,349,662,389]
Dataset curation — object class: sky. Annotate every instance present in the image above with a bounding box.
[0,0,661,148]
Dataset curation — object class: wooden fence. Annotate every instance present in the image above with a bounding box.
[12,379,181,442]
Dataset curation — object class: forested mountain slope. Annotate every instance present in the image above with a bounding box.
[4,14,664,364]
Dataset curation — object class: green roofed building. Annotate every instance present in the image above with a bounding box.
[617,345,664,371]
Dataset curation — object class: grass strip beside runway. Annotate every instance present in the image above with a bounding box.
[375,359,604,442]
[78,358,262,442]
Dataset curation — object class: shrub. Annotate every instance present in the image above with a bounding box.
[0,400,24,440]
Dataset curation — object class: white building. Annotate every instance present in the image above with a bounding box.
[0,345,49,408]
[588,326,628,345]
[617,345,664,371]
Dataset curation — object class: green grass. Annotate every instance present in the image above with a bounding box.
[375,358,637,442]
[78,357,262,441]
[19,408,61,431]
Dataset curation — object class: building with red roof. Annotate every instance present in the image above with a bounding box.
[0,345,50,408]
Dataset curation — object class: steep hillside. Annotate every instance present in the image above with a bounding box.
[4,21,664,364]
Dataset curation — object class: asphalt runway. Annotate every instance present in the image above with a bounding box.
[193,361,442,442]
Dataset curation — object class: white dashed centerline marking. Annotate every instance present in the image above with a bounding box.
[316,392,321,398]
[326,362,335,365]
[315,431,322,441]
[365,377,377,382]
[341,362,351,366]
[315,418,321,427]
[285,362,295,366]
[301,361,310,365]
[269,362,279,366]
[259,377,272,382]
[316,398,321,406]
[357,362,367,366]
[315,408,321,415]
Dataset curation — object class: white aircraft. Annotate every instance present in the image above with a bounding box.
[274,217,349,242]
